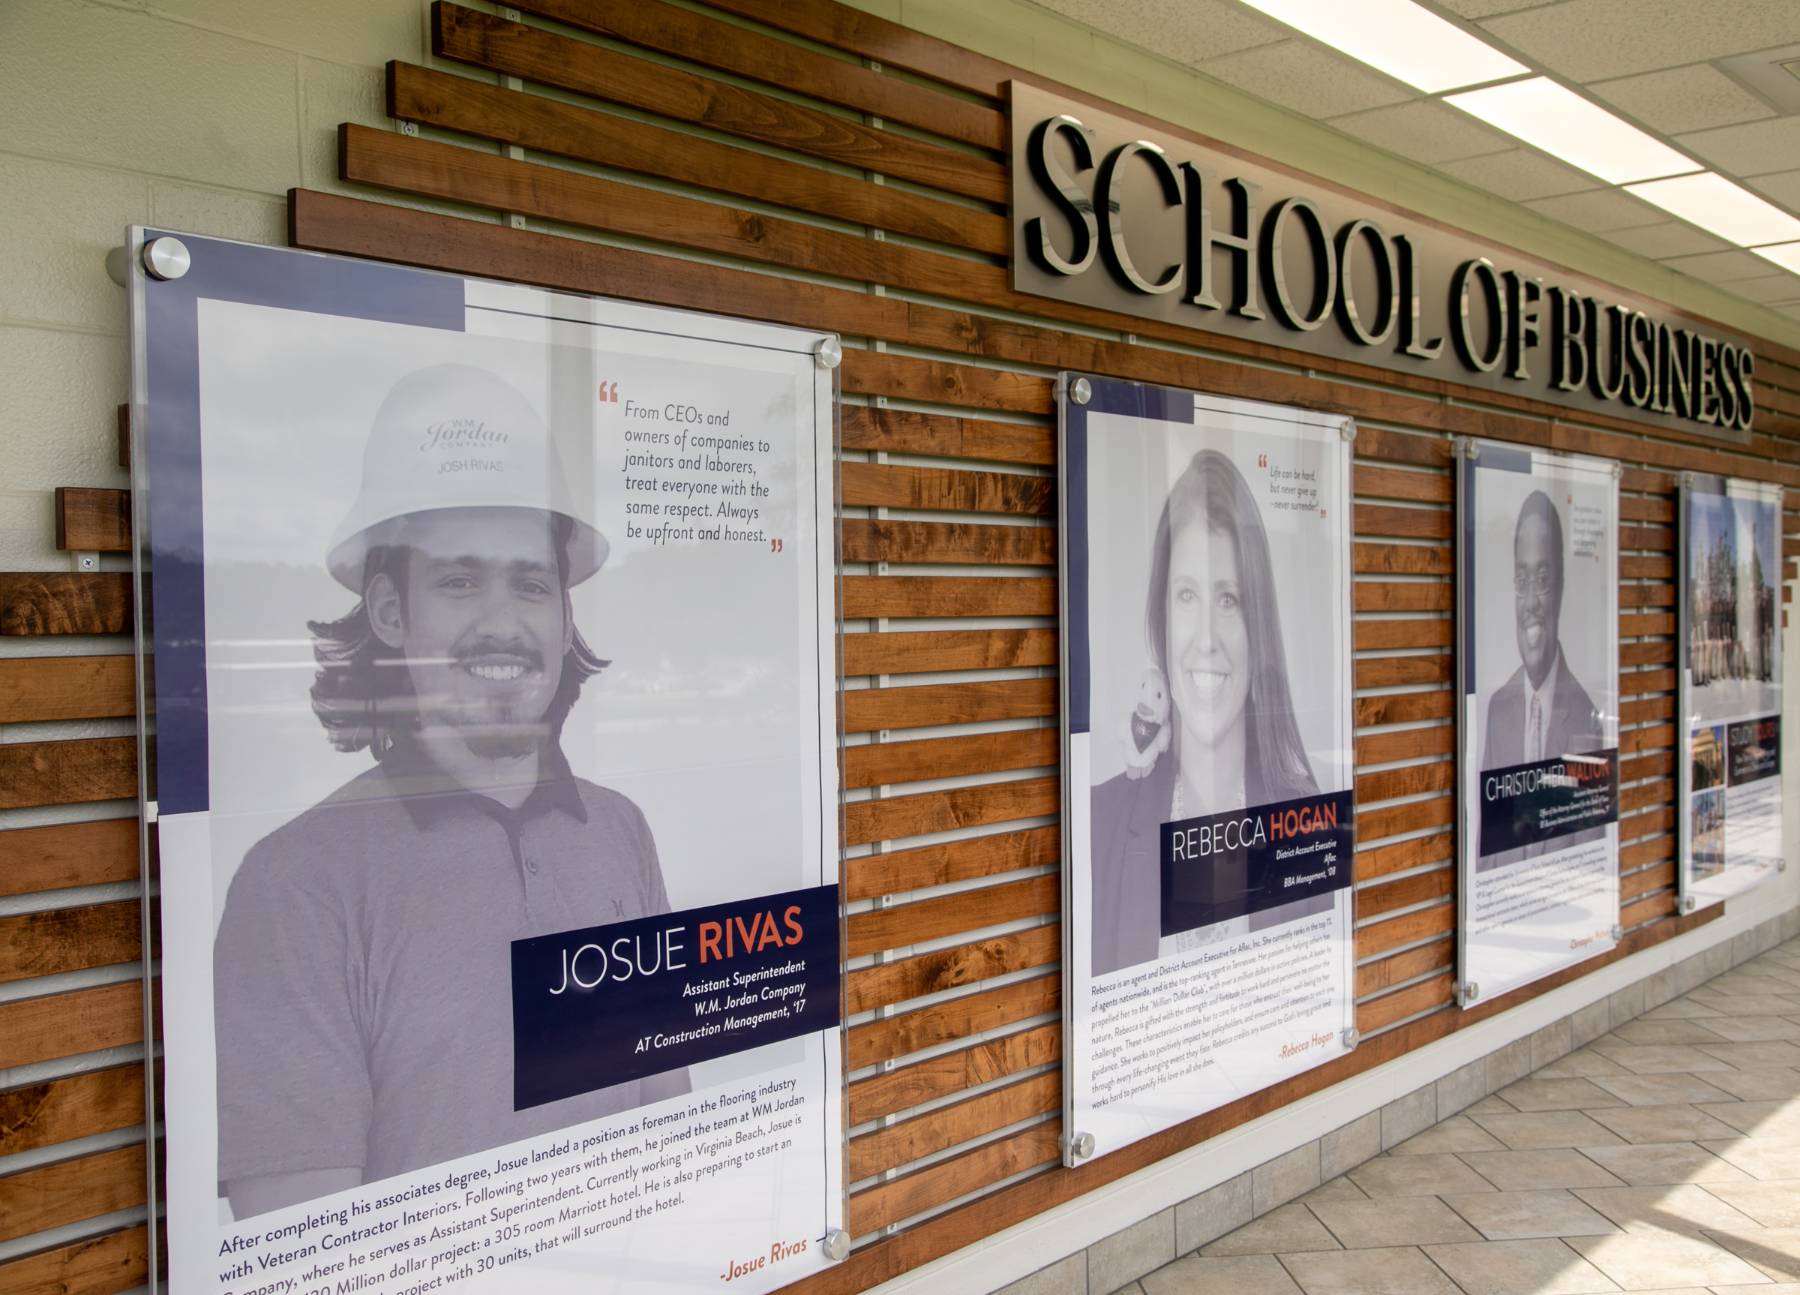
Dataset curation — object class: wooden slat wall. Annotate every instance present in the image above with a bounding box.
[4,0,1797,1289]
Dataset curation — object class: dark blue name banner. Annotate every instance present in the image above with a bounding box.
[1159,789,1353,937]
[1478,750,1619,858]
[1729,717,1780,785]
[510,884,840,1111]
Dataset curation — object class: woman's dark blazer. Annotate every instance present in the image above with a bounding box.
[1087,750,1329,978]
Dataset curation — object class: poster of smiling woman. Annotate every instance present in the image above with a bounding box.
[1457,441,1620,1006]
[127,231,844,1295]
[1059,373,1356,1163]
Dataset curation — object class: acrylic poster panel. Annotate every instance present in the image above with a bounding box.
[128,232,843,1295]
[1679,476,1784,910]
[1061,375,1356,1164]
[1457,442,1620,1004]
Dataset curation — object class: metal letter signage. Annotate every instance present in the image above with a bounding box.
[1010,82,1756,441]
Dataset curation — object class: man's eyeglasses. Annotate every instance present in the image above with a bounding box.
[1513,569,1556,597]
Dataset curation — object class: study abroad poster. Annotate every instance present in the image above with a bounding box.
[1679,476,1784,910]
[1457,441,1620,1005]
[128,232,845,1295]
[1059,374,1356,1163]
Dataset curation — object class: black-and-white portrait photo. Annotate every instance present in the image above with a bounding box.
[1467,464,1617,870]
[1459,444,1619,1000]
[1075,398,1352,977]
[1062,381,1356,1160]
[179,299,827,1219]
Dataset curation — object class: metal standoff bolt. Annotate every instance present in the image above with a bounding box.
[1464,439,1480,460]
[142,236,191,282]
[1611,461,1624,479]
[821,1229,851,1263]
[815,336,842,370]
[1341,423,1357,443]
[1610,925,1625,942]
[1069,376,1093,406]
[1458,981,1481,1006]
[1341,1026,1360,1050]
[1063,1130,1096,1161]
[1680,895,1698,914]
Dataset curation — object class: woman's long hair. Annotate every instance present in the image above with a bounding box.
[1144,449,1317,803]
[307,515,607,759]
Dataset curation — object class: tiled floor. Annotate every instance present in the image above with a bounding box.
[1113,937,1800,1294]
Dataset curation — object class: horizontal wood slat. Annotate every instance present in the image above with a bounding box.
[840,407,1052,467]
[0,573,130,637]
[507,0,1006,150]
[0,819,140,898]
[849,1023,1059,1125]
[840,629,1056,676]
[0,1224,148,1295]
[841,575,1055,619]
[432,5,1008,204]
[0,1063,145,1159]
[841,519,1053,566]
[841,462,1052,516]
[843,728,1055,789]
[846,924,1058,1015]
[851,1124,1061,1236]
[55,489,130,553]
[0,656,134,724]
[848,1071,1058,1181]
[847,875,1057,959]
[846,974,1057,1071]
[844,826,1058,903]
[842,678,1054,734]
[384,65,1008,254]
[844,777,1058,848]
[0,981,146,1071]
[0,738,137,811]
[0,901,141,984]
[0,1144,146,1245]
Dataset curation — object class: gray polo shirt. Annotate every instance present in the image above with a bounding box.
[214,741,688,1188]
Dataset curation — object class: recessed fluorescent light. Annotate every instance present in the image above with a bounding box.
[1445,78,1700,184]
[1235,0,1527,93]
[1754,242,1800,274]
[1625,173,1800,247]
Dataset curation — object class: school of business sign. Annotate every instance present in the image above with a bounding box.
[1010,82,1756,441]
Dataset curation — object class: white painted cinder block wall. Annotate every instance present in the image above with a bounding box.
[1,3,1796,1291]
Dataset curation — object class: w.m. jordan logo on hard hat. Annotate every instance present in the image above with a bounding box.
[326,364,606,591]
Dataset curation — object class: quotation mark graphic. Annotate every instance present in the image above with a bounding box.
[770,538,784,553]
[598,381,620,403]
[1258,454,1269,469]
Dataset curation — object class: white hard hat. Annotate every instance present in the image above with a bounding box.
[326,364,605,590]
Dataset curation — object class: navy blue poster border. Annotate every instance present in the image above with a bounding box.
[1062,374,1195,737]
[135,230,465,815]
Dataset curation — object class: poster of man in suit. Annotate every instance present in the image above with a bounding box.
[1459,442,1620,1003]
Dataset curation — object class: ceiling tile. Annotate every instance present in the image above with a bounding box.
[1522,188,1664,232]
[1327,100,1511,164]
[1677,116,1800,178]
[1748,169,1800,209]
[1435,148,1600,200]
[1659,248,1783,282]
[1599,221,1732,258]
[1028,0,1286,63]
[1723,272,1800,302]
[1196,39,1412,119]
[1590,64,1778,136]
[1478,0,1800,83]
[1432,0,1546,16]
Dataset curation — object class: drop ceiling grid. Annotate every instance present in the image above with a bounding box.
[1022,0,1800,315]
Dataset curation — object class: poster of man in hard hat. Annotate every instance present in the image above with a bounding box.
[130,234,843,1295]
